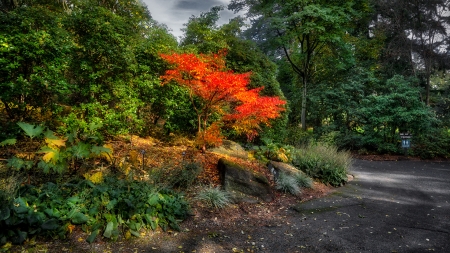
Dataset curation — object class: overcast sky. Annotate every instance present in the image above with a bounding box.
[142,0,241,40]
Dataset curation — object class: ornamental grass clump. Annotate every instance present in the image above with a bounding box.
[295,172,313,188]
[0,165,20,204]
[275,172,301,195]
[148,161,203,189]
[170,161,203,189]
[292,143,352,187]
[195,186,231,209]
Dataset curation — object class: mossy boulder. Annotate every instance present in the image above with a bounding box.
[267,160,301,180]
[218,158,273,203]
[210,140,249,159]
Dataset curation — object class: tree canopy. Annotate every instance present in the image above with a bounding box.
[0,0,449,157]
[160,51,286,148]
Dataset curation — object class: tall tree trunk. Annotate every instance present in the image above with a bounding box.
[426,74,430,106]
[301,77,307,131]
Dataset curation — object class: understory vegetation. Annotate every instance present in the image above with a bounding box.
[251,140,351,187]
[291,144,352,187]
[0,175,189,245]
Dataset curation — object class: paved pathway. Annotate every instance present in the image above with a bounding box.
[289,159,450,252]
[138,159,450,252]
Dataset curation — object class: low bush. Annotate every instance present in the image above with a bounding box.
[250,138,294,163]
[148,161,203,189]
[412,128,450,159]
[291,143,352,187]
[0,176,190,245]
[283,126,314,148]
[4,122,112,175]
[170,161,203,189]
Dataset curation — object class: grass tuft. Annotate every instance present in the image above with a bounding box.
[275,172,301,195]
[0,164,21,204]
[148,161,203,189]
[294,172,313,188]
[195,186,231,209]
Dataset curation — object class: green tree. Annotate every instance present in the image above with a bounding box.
[0,0,181,138]
[60,0,153,135]
[356,75,434,153]
[181,6,289,142]
[132,21,186,135]
[0,3,71,127]
[230,0,368,130]
[181,6,229,53]
[371,0,450,105]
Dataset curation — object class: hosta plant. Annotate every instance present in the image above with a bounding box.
[0,177,190,245]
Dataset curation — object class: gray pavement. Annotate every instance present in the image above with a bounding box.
[142,159,450,253]
[288,159,450,252]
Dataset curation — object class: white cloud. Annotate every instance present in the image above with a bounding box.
[142,0,243,40]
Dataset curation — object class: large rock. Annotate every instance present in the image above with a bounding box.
[210,140,249,159]
[218,158,273,203]
[267,161,301,180]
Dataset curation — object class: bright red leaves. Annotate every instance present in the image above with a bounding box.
[160,51,286,146]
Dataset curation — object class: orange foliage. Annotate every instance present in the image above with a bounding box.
[160,51,286,145]
[195,122,223,148]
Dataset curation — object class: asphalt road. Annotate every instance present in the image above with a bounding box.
[153,159,450,253]
[114,159,450,253]
[287,159,450,252]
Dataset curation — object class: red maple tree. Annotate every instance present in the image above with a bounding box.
[160,51,286,149]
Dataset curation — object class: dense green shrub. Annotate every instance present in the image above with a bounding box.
[329,131,364,151]
[291,143,351,186]
[0,0,181,138]
[0,177,190,245]
[0,5,72,126]
[412,128,450,159]
[348,75,434,154]
[250,138,294,163]
[310,74,445,156]
[257,112,289,144]
[283,126,314,148]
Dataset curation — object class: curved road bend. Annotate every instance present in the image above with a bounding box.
[140,159,450,253]
[288,159,450,252]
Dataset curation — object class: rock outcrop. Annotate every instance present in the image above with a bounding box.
[267,160,301,180]
[218,158,273,203]
[210,140,249,159]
